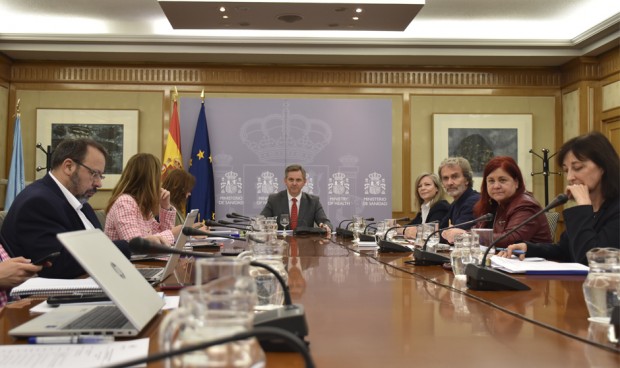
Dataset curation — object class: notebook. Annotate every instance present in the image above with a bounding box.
[10,277,102,297]
[9,229,165,337]
[138,209,199,283]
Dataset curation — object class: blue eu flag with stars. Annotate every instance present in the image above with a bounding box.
[187,102,215,222]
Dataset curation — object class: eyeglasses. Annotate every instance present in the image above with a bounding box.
[74,160,106,181]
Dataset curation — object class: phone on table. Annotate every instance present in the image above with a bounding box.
[33,251,61,266]
[47,293,110,306]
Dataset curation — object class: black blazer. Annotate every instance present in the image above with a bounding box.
[525,197,619,265]
[409,200,450,225]
[1,174,130,279]
[260,190,332,230]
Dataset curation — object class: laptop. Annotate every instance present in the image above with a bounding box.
[9,229,165,337]
[138,209,199,283]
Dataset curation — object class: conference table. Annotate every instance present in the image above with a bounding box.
[0,234,618,367]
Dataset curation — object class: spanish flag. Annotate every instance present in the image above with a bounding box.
[161,99,183,179]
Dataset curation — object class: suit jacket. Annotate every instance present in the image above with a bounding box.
[409,200,450,225]
[439,188,481,230]
[0,174,130,279]
[260,190,332,230]
[525,197,619,265]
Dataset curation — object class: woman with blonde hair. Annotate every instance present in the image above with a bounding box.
[162,169,196,226]
[105,153,181,245]
[404,172,450,238]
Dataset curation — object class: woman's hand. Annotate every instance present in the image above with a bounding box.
[0,258,42,289]
[160,188,172,210]
[404,226,417,239]
[441,228,467,244]
[566,184,591,206]
[496,243,527,260]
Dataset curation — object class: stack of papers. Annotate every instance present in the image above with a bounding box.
[491,257,589,275]
[356,241,379,249]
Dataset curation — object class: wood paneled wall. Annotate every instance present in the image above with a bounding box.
[1,47,618,221]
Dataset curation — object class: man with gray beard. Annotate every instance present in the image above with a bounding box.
[1,138,130,278]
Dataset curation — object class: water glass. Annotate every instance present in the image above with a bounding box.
[383,219,398,241]
[421,223,439,251]
[279,214,290,236]
[351,215,365,243]
[583,247,620,321]
[450,233,473,277]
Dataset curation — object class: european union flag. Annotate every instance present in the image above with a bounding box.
[187,102,215,222]
[5,114,25,210]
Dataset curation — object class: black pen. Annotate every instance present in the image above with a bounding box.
[495,248,525,255]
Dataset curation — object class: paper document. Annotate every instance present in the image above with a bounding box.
[0,338,149,368]
[491,256,589,275]
[356,241,379,249]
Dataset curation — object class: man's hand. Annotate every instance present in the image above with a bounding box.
[319,223,331,237]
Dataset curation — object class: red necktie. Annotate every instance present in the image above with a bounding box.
[290,198,298,230]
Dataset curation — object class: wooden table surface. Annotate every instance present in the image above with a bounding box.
[1,235,618,367]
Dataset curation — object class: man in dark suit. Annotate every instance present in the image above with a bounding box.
[1,138,131,279]
[260,164,332,236]
[438,157,481,243]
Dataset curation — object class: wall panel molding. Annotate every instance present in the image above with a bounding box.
[9,63,563,89]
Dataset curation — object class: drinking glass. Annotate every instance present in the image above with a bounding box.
[583,248,620,321]
[351,215,365,243]
[422,223,439,251]
[450,233,473,278]
[279,214,290,236]
[383,219,398,241]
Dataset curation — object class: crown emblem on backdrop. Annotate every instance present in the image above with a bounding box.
[213,153,232,167]
[240,101,332,164]
[221,171,243,194]
[339,154,358,167]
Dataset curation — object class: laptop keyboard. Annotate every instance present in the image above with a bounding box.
[138,267,163,279]
[64,306,128,330]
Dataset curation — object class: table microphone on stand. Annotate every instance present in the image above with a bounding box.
[465,193,568,291]
[129,237,309,351]
[409,213,493,266]
[336,218,374,238]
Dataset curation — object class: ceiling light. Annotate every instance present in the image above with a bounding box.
[356,8,363,13]
[219,6,226,12]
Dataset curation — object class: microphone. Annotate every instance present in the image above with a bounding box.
[128,237,309,350]
[410,214,494,266]
[465,193,568,291]
[336,217,374,238]
[206,220,252,231]
[105,326,314,368]
[182,226,247,241]
[376,223,417,253]
[228,212,251,220]
[233,218,251,223]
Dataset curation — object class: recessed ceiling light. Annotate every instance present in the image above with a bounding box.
[223,15,229,19]
[352,16,359,21]
[356,8,363,13]
[219,6,226,12]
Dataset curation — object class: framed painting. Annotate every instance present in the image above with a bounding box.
[433,114,533,190]
[36,109,139,190]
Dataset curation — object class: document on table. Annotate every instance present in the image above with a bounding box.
[356,241,379,249]
[491,256,589,275]
[0,338,149,368]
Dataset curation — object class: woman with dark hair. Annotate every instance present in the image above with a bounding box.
[162,169,196,226]
[448,156,552,247]
[499,132,620,264]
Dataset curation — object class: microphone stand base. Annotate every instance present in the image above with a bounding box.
[465,264,530,291]
[406,248,450,266]
[253,304,309,352]
[378,240,412,253]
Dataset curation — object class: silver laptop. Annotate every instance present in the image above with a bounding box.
[10,229,165,337]
[138,209,199,283]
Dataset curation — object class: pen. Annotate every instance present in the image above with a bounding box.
[28,336,115,344]
[495,248,525,255]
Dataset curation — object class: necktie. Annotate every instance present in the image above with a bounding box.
[290,198,298,230]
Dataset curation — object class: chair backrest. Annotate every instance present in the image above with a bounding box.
[0,210,7,234]
[94,209,106,229]
[545,211,560,241]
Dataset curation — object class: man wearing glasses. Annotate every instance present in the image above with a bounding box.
[1,138,130,279]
